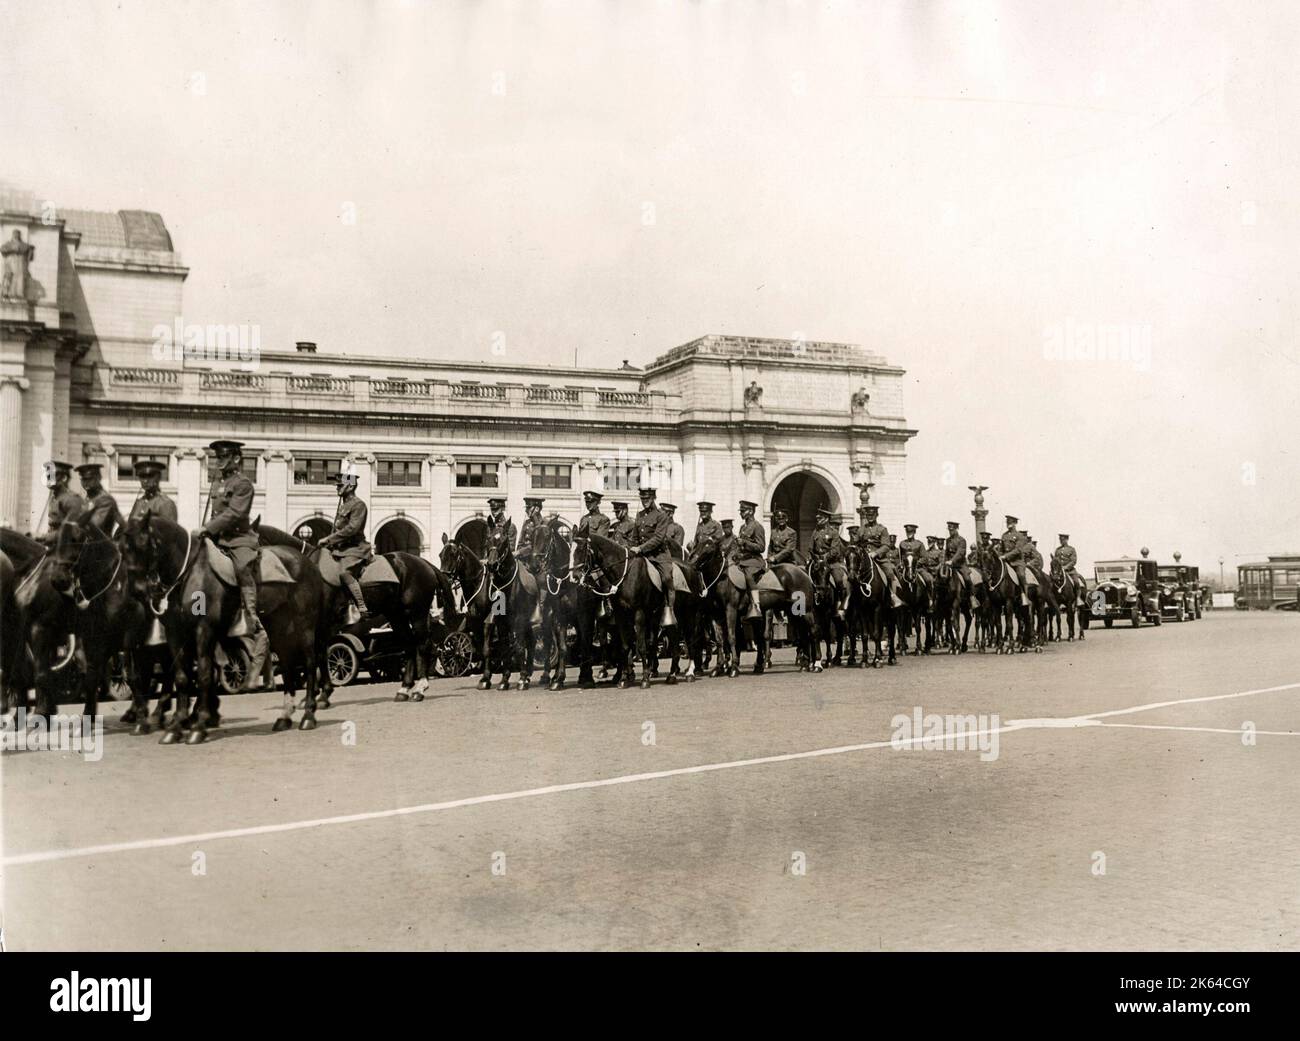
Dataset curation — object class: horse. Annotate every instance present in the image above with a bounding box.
[810,555,853,668]
[685,534,734,678]
[4,526,80,721]
[845,545,896,668]
[122,515,328,743]
[975,546,1039,654]
[931,562,973,654]
[256,523,454,704]
[577,531,663,688]
[532,516,583,690]
[895,551,931,656]
[1048,560,1087,642]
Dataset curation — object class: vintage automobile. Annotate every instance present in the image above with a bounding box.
[1156,555,1201,622]
[1091,551,1164,628]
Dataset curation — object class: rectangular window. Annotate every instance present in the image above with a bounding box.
[206,453,259,484]
[293,456,341,486]
[455,461,498,488]
[376,458,424,488]
[117,451,171,482]
[602,461,643,492]
[531,462,572,489]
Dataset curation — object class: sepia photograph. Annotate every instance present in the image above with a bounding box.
[1,0,1296,991]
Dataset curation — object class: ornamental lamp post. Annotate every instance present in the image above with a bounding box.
[968,485,988,538]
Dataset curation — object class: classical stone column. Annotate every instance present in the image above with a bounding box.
[427,453,454,549]
[347,452,375,539]
[52,346,74,462]
[742,456,765,512]
[0,375,27,528]
[22,339,56,533]
[504,456,530,517]
[175,447,206,527]
[262,449,293,530]
[577,458,603,497]
[969,485,989,538]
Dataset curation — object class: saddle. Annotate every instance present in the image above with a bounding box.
[727,564,784,592]
[205,541,296,586]
[318,552,399,588]
[646,562,691,593]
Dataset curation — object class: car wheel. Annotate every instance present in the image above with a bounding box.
[1176,606,1185,623]
[217,647,249,694]
[327,641,360,686]
[1130,608,1140,628]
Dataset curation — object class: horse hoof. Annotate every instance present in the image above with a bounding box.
[538,675,551,687]
[518,680,530,691]
[665,674,678,685]
[411,691,425,702]
[272,717,293,732]
[617,680,630,690]
[640,679,651,689]
[120,708,138,725]
[131,722,151,736]
[394,691,410,702]
[813,663,824,673]
[685,673,696,683]
[160,729,181,745]
[476,680,490,691]
[298,715,317,731]
[548,681,560,692]
[185,728,207,745]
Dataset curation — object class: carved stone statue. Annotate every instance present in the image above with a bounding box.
[850,386,870,412]
[744,380,763,407]
[1,230,35,301]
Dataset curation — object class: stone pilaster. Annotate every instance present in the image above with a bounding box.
[175,447,206,528]
[21,338,56,533]
[504,456,530,517]
[347,452,376,539]
[427,453,454,549]
[0,375,27,528]
[262,449,294,530]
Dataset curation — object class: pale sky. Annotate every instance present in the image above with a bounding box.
[4,0,1297,576]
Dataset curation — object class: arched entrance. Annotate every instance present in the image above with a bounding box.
[293,517,332,545]
[769,470,839,554]
[375,517,423,555]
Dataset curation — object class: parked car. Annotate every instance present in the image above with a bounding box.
[1091,554,1163,628]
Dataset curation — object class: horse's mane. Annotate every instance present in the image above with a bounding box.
[255,521,312,550]
[0,526,45,562]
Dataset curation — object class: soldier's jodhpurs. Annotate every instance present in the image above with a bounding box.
[341,567,367,613]
[236,557,270,690]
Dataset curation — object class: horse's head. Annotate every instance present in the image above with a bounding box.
[687,533,720,570]
[484,522,514,575]
[542,515,572,573]
[903,551,916,581]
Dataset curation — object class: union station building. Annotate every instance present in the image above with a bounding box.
[0,189,916,556]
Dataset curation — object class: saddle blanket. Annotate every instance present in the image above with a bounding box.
[646,562,691,593]
[206,542,296,586]
[319,552,399,587]
[727,565,784,592]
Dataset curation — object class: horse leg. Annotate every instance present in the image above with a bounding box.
[180,623,216,744]
[516,605,534,691]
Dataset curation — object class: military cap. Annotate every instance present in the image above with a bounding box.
[696,501,715,510]
[773,506,788,516]
[611,500,629,509]
[738,499,757,510]
[846,524,860,535]
[44,460,73,476]
[720,518,734,528]
[947,520,960,528]
[583,490,603,502]
[133,459,166,478]
[1004,514,1018,524]
[487,496,506,506]
[1058,533,1069,539]
[863,504,879,513]
[74,462,103,477]
[208,439,245,455]
[816,506,833,518]
[660,502,677,511]
[524,496,545,507]
[904,523,917,532]
[638,486,657,497]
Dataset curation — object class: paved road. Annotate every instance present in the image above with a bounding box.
[3,612,1297,950]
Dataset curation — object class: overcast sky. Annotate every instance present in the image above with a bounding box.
[4,0,1297,574]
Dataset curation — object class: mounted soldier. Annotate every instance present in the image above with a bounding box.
[943,520,977,607]
[767,508,802,567]
[899,524,927,579]
[196,439,268,687]
[74,463,123,537]
[718,518,735,560]
[808,506,842,580]
[628,486,676,625]
[853,504,905,608]
[127,459,177,524]
[734,500,767,618]
[690,500,722,553]
[999,514,1031,607]
[515,496,545,569]
[661,502,686,560]
[576,490,610,540]
[1053,533,1081,583]
[317,469,373,623]
[486,496,517,548]
[38,460,85,544]
[609,500,634,546]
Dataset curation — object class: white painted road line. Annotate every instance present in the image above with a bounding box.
[4,681,1297,867]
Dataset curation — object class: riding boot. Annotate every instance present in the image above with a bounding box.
[341,570,368,624]
[238,572,270,692]
[662,588,677,628]
[889,577,905,610]
[746,587,762,620]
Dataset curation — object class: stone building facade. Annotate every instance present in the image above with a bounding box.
[0,190,916,556]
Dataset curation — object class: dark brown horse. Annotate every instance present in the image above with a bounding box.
[577,531,663,688]
[810,556,853,668]
[1048,560,1087,642]
[123,515,329,743]
[532,516,587,691]
[895,550,931,656]
[4,527,79,720]
[930,562,974,654]
[845,545,896,668]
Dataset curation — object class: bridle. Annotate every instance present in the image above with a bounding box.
[687,537,725,596]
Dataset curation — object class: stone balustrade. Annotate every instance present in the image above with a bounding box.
[111,367,179,387]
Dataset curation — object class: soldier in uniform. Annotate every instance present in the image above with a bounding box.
[690,500,722,553]
[924,535,946,579]
[661,502,686,560]
[486,496,517,549]
[1053,533,1080,581]
[39,460,86,543]
[628,486,676,623]
[899,524,926,578]
[1023,533,1045,572]
[514,496,545,569]
[808,506,842,580]
[999,514,1031,606]
[127,460,177,524]
[767,508,802,567]
[576,490,610,540]
[197,440,268,690]
[853,504,905,608]
[735,500,767,617]
[609,501,635,546]
[718,518,736,560]
[318,470,372,621]
[75,463,123,537]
